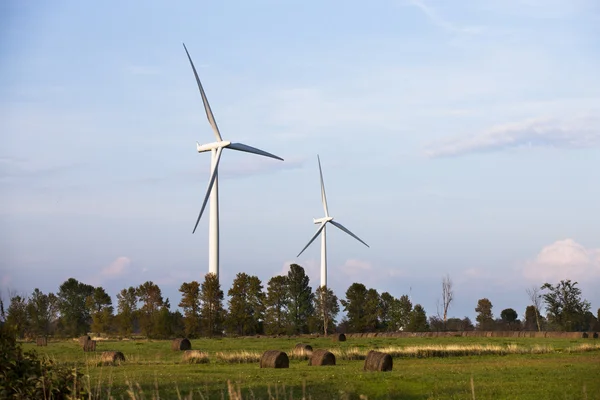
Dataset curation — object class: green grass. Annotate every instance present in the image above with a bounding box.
[21,336,600,399]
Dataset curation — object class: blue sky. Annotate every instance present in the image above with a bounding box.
[1,0,599,322]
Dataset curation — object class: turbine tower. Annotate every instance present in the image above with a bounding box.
[183,43,284,281]
[297,155,369,288]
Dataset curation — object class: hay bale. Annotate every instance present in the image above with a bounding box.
[101,351,125,365]
[171,338,192,351]
[363,350,393,372]
[308,349,336,366]
[83,340,96,352]
[182,350,209,364]
[78,335,91,346]
[260,350,289,368]
[292,343,313,359]
[36,337,48,346]
[332,333,346,342]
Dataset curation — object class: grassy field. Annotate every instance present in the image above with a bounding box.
[21,336,600,399]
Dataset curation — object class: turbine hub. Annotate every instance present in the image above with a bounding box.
[313,216,333,224]
[197,140,231,153]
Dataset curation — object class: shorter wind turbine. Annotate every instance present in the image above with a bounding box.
[296,155,369,288]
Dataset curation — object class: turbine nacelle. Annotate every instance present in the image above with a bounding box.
[313,216,333,224]
[196,140,232,153]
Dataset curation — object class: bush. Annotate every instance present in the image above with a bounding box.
[0,323,87,399]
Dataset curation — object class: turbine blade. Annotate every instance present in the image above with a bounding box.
[228,142,284,161]
[330,220,369,248]
[317,155,329,217]
[192,147,223,234]
[182,43,223,142]
[297,222,327,257]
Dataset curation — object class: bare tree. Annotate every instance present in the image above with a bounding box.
[526,285,542,332]
[438,274,454,329]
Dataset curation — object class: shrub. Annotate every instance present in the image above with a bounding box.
[0,323,87,399]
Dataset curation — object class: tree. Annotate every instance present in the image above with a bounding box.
[500,308,519,330]
[86,287,113,334]
[439,274,454,330]
[475,298,494,330]
[178,281,202,338]
[313,286,340,335]
[378,292,395,331]
[57,278,95,337]
[541,280,590,331]
[200,273,225,337]
[406,304,429,331]
[116,287,138,336]
[364,289,380,332]
[6,295,28,338]
[524,305,545,331]
[137,281,166,338]
[526,285,543,331]
[341,283,368,332]
[388,295,412,331]
[26,289,58,337]
[286,264,314,334]
[264,275,289,335]
[226,273,265,335]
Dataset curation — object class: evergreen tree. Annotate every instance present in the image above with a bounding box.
[341,283,368,332]
[86,287,113,334]
[26,289,58,337]
[313,286,340,335]
[200,273,225,337]
[475,298,494,330]
[264,275,289,335]
[116,287,138,336]
[286,264,314,334]
[226,273,265,335]
[406,304,429,331]
[364,288,380,332]
[137,281,165,338]
[6,295,28,338]
[178,281,202,338]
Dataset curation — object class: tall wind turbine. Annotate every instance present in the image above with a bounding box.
[183,43,284,281]
[297,155,369,288]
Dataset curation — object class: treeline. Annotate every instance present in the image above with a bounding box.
[1,264,599,339]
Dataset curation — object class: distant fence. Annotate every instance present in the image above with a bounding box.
[342,331,597,339]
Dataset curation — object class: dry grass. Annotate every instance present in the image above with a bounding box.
[333,343,560,360]
[182,350,210,364]
[215,351,262,364]
[290,344,313,360]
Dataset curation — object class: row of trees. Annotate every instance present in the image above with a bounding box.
[1,265,598,339]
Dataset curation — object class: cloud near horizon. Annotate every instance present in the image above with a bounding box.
[521,239,600,283]
[424,114,600,158]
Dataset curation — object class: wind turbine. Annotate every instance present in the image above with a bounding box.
[296,155,369,288]
[183,43,284,281]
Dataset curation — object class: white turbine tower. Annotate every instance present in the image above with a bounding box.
[297,155,369,288]
[183,43,284,281]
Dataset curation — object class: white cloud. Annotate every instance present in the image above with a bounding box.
[101,256,131,278]
[424,114,600,158]
[522,239,600,283]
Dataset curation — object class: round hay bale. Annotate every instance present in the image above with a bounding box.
[78,335,91,346]
[36,337,48,346]
[332,333,346,342]
[260,350,289,368]
[171,338,192,351]
[101,351,125,365]
[83,340,96,352]
[363,350,393,372]
[308,349,336,366]
[295,343,313,352]
[182,350,209,364]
